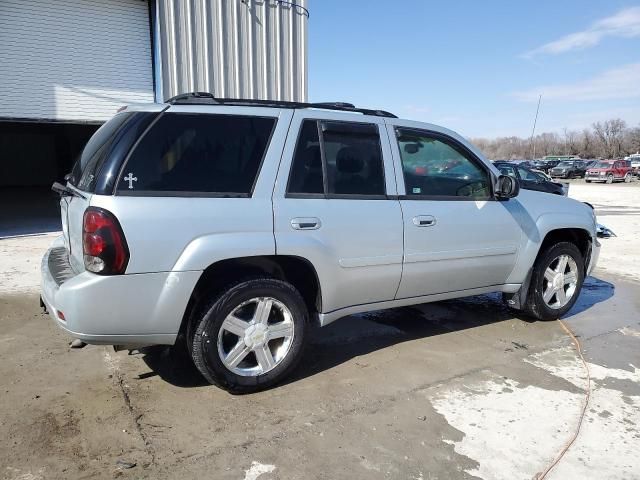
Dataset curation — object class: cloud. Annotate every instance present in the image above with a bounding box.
[511,63,640,102]
[524,6,640,57]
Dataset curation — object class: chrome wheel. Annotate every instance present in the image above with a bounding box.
[542,254,579,309]
[217,297,295,377]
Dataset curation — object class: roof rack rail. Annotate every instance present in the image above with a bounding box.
[165,92,397,118]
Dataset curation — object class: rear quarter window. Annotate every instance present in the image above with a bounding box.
[70,112,135,191]
[117,113,276,196]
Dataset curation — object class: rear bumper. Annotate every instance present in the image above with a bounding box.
[41,236,200,346]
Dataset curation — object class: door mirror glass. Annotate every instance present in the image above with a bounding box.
[496,175,519,199]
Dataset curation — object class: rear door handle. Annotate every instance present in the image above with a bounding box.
[413,215,436,227]
[291,217,321,230]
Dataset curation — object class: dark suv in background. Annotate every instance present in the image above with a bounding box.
[532,159,560,173]
[549,160,587,179]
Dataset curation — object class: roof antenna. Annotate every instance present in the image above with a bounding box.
[529,94,542,159]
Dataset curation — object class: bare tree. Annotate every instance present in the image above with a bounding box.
[593,119,627,158]
[580,129,595,158]
[625,124,640,154]
[563,128,580,155]
[470,118,637,160]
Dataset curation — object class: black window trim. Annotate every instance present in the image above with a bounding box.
[285,118,390,200]
[394,127,496,201]
[114,112,278,197]
[111,109,167,195]
[70,111,145,194]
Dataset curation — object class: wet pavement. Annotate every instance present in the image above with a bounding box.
[1,271,638,479]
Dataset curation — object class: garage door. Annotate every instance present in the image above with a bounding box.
[0,0,154,122]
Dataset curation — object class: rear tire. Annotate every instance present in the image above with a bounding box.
[190,278,309,393]
[523,242,584,321]
[585,180,591,183]
[624,173,631,183]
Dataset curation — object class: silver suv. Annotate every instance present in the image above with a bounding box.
[41,93,600,392]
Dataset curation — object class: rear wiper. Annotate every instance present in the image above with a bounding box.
[52,182,87,199]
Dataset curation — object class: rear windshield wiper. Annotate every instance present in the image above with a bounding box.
[52,182,87,199]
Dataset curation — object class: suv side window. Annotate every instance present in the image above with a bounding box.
[497,164,516,178]
[517,167,538,181]
[287,120,324,194]
[118,113,276,195]
[287,119,386,197]
[396,128,491,199]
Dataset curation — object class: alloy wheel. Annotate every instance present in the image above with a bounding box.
[542,254,579,309]
[217,297,295,376]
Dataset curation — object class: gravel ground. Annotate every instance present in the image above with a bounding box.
[567,180,640,282]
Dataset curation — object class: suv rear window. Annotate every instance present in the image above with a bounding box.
[70,112,135,191]
[117,113,275,195]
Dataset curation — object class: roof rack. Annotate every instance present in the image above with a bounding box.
[166,92,397,118]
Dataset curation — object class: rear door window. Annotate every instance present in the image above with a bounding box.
[287,119,386,197]
[118,113,276,195]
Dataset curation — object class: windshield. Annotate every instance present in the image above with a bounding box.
[556,161,573,168]
[592,161,613,169]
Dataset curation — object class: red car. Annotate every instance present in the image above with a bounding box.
[585,160,632,183]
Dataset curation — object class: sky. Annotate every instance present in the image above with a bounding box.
[308,0,640,139]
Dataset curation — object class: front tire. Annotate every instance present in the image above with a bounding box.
[191,278,309,393]
[524,242,584,320]
[606,174,614,184]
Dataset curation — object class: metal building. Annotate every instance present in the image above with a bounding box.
[0,0,308,221]
[155,0,308,102]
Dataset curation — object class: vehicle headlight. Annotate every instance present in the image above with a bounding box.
[600,171,606,176]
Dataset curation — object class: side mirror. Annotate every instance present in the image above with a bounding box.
[495,174,520,200]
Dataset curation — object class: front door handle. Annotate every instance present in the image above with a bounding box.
[291,217,321,230]
[413,215,436,227]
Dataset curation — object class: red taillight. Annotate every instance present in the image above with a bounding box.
[83,233,106,256]
[82,207,129,275]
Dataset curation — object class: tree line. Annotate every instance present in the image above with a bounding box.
[471,119,640,160]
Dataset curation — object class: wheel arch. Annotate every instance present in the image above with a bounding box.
[177,255,322,343]
[504,226,592,310]
[537,227,592,266]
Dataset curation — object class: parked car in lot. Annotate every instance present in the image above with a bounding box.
[42,93,600,392]
[549,160,587,179]
[583,160,598,169]
[493,161,567,196]
[585,160,632,183]
[532,159,560,173]
[626,154,640,176]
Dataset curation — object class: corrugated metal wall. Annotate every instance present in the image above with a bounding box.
[0,0,154,122]
[155,0,308,102]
